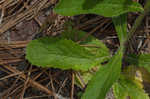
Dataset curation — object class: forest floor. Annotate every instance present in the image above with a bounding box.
[0,0,150,99]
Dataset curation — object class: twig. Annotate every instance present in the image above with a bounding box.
[57,77,68,94]
[75,72,86,88]
[0,72,23,81]
[3,65,56,96]
[71,71,74,99]
[20,65,32,99]
[77,19,110,43]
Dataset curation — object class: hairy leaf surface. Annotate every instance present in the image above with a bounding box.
[26,37,108,71]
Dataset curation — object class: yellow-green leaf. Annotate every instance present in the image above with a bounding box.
[113,75,149,99]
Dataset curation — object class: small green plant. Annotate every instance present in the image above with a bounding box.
[26,0,150,99]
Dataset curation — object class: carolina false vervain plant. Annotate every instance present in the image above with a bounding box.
[26,0,150,99]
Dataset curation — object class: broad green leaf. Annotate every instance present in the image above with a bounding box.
[113,75,149,99]
[26,37,108,71]
[112,14,127,45]
[54,0,143,17]
[81,49,123,99]
[126,54,150,73]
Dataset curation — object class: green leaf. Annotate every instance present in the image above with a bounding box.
[26,37,108,71]
[126,54,150,73]
[54,0,143,17]
[113,75,149,99]
[84,39,110,58]
[81,49,123,99]
[61,22,110,58]
[112,14,127,45]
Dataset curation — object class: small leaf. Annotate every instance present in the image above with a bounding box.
[126,54,150,73]
[113,75,149,99]
[81,49,123,99]
[26,37,108,71]
[54,0,143,17]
